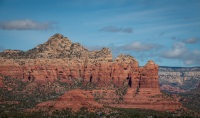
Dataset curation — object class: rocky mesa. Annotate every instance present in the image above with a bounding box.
[0,33,182,112]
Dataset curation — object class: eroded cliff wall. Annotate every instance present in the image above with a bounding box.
[0,34,182,111]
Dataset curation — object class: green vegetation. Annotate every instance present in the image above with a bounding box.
[0,76,66,111]
[115,80,128,97]
[108,108,198,118]
[0,107,198,118]
[0,76,199,117]
[180,88,200,113]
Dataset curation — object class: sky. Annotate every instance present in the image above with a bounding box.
[0,0,200,67]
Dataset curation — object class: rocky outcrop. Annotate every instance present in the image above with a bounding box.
[140,60,160,89]
[117,61,181,111]
[0,34,182,111]
[35,89,103,112]
[123,60,161,99]
[0,33,112,62]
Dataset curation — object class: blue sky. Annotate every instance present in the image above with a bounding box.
[0,0,200,67]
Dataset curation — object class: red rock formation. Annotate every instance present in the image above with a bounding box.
[0,34,182,112]
[115,60,182,111]
[0,54,139,86]
[137,60,161,95]
[35,89,103,112]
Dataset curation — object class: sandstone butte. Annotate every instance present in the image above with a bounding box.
[0,33,182,112]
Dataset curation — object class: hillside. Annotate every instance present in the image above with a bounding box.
[180,83,200,112]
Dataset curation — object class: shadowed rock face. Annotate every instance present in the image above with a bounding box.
[0,34,182,111]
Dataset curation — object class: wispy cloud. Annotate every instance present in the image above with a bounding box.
[90,5,189,26]
[115,42,163,62]
[122,42,162,51]
[0,19,55,30]
[161,42,187,59]
[99,26,133,33]
[160,42,200,65]
[183,37,199,44]
[183,50,200,65]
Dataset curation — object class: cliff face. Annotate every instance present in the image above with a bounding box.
[0,56,157,91]
[159,67,200,93]
[0,34,182,111]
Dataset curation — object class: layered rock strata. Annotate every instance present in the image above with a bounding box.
[0,34,182,111]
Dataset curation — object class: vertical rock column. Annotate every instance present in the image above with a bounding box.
[139,60,161,95]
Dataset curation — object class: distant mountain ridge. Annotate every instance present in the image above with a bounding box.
[159,66,200,93]
[159,66,200,70]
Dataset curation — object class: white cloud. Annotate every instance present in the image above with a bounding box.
[183,50,200,65]
[0,19,55,30]
[122,42,162,51]
[161,42,200,66]
[161,42,187,59]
